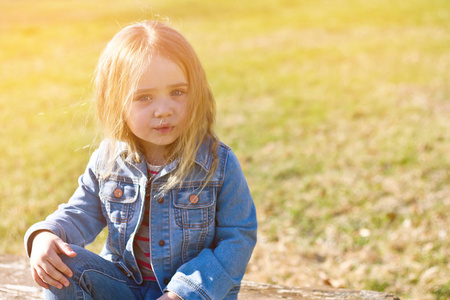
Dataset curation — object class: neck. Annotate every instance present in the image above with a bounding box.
[145,153,166,166]
[140,142,167,165]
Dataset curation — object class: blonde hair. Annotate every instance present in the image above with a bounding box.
[94,20,218,189]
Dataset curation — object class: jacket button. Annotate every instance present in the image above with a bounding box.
[113,188,123,198]
[164,278,170,285]
[157,197,164,204]
[159,240,165,247]
[189,194,199,204]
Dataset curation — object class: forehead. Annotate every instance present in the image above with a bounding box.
[137,55,187,90]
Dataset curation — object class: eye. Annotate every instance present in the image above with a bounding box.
[136,95,152,102]
[171,89,186,97]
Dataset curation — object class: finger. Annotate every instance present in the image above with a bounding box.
[47,252,73,278]
[56,241,77,258]
[42,261,70,287]
[39,259,71,288]
[36,265,64,289]
[32,268,50,290]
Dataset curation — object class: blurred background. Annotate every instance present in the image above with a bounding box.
[0,0,449,299]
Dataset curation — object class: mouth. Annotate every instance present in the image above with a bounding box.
[154,123,174,134]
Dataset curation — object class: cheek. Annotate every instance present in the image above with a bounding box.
[178,102,189,124]
[126,118,138,134]
[127,108,148,133]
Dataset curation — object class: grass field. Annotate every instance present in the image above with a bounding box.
[1,0,449,299]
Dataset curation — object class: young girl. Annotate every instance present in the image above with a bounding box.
[24,20,257,300]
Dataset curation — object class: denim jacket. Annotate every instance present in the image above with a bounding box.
[24,139,257,300]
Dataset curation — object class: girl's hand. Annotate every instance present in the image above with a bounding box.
[157,291,181,300]
[29,231,77,290]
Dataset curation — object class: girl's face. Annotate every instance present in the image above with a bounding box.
[127,55,189,164]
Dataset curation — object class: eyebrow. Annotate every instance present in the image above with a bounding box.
[136,83,188,93]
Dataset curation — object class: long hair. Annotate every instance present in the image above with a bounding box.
[94,20,218,188]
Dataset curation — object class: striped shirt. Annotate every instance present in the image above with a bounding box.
[133,163,161,281]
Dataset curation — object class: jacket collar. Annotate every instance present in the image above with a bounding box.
[194,137,215,172]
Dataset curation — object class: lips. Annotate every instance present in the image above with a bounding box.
[154,123,174,134]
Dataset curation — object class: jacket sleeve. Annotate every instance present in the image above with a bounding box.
[24,148,107,257]
[166,150,258,300]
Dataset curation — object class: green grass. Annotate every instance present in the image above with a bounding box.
[1,0,449,299]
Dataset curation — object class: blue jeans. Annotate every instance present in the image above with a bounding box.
[43,245,163,300]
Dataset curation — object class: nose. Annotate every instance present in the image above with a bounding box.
[154,98,173,118]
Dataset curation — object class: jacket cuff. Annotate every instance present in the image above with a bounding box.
[165,273,212,300]
[24,221,66,257]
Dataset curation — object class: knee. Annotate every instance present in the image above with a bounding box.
[59,245,97,276]
[66,244,86,256]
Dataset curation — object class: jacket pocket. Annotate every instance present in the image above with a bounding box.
[172,186,216,229]
[100,176,139,224]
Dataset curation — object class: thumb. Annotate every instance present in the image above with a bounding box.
[56,240,77,257]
